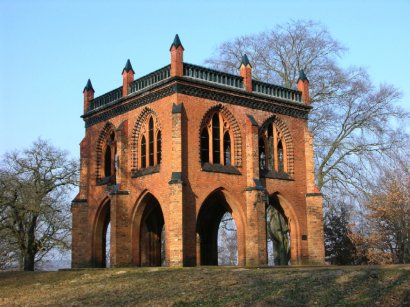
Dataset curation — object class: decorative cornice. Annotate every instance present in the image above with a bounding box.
[83,77,310,128]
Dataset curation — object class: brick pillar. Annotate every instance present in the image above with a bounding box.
[306,193,325,264]
[109,119,131,267]
[78,137,89,200]
[71,201,91,268]
[304,125,324,264]
[110,191,131,266]
[244,115,267,266]
[168,103,184,266]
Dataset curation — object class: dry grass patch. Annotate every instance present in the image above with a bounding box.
[0,266,409,306]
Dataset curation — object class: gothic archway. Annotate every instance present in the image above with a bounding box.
[131,192,165,266]
[266,193,301,265]
[93,198,111,268]
[196,189,244,265]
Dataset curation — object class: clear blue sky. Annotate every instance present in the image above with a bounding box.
[1,0,409,158]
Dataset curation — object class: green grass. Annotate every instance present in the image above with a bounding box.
[0,266,409,306]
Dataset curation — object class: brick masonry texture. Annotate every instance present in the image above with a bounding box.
[71,37,324,268]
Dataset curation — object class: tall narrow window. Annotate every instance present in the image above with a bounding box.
[149,117,154,166]
[157,131,162,164]
[259,137,266,169]
[201,128,209,163]
[259,120,291,176]
[212,114,220,164]
[104,146,112,177]
[268,127,274,171]
[141,136,146,169]
[278,140,284,173]
[223,132,231,166]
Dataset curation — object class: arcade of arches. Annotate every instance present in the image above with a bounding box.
[72,37,324,268]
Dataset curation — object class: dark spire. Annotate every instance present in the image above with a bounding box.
[122,59,135,74]
[298,69,309,82]
[83,79,94,93]
[240,54,252,67]
[170,34,184,50]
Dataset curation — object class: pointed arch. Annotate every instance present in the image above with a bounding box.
[266,192,301,265]
[196,187,245,266]
[96,122,116,181]
[131,107,162,171]
[259,115,294,176]
[199,104,242,167]
[131,191,165,266]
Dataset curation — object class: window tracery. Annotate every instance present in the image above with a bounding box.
[200,112,234,166]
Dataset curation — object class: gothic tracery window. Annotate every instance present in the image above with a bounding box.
[200,112,233,166]
[100,130,117,183]
[138,115,161,169]
[259,123,288,173]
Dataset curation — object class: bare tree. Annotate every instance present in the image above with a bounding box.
[205,20,408,196]
[0,139,78,271]
[363,156,410,264]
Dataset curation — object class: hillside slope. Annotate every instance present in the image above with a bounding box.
[0,266,409,306]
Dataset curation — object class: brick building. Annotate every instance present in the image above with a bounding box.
[71,35,324,267]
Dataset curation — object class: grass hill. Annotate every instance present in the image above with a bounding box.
[0,265,409,306]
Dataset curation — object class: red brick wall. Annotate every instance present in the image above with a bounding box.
[72,66,324,268]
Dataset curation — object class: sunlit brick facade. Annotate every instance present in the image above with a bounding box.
[71,35,324,268]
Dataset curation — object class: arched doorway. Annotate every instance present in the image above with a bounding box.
[266,194,290,265]
[132,193,165,267]
[197,190,238,266]
[93,199,110,268]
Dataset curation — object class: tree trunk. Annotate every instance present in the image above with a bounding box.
[24,250,35,271]
[23,215,38,271]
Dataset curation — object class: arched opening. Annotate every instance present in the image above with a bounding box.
[266,194,290,265]
[93,199,110,268]
[197,190,238,266]
[139,195,165,267]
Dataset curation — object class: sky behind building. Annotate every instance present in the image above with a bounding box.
[1,0,409,157]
